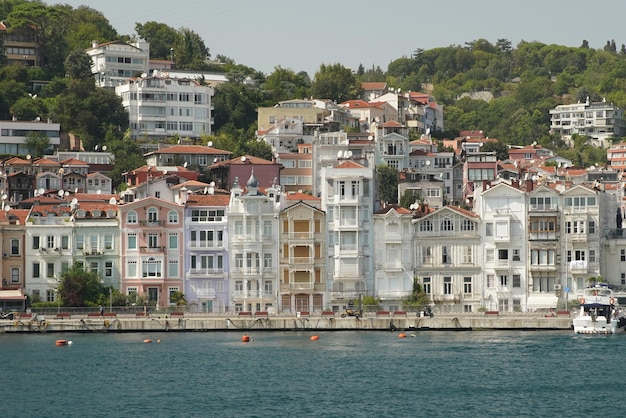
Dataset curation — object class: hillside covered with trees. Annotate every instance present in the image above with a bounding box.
[2,1,626,176]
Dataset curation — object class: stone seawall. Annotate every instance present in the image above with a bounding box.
[0,313,574,333]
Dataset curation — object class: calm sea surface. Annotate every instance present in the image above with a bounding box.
[0,330,623,418]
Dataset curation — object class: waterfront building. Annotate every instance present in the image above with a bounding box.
[413,205,482,313]
[0,208,29,308]
[257,116,307,154]
[257,99,331,138]
[119,196,184,308]
[279,196,326,313]
[70,200,120,289]
[373,205,415,311]
[374,121,410,170]
[184,193,230,312]
[0,21,41,67]
[320,160,375,310]
[24,205,73,303]
[276,143,313,194]
[473,181,528,312]
[227,171,282,312]
[144,144,231,169]
[208,155,283,193]
[607,141,626,172]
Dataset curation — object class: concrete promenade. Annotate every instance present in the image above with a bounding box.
[0,311,574,333]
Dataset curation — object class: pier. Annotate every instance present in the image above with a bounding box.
[0,311,574,333]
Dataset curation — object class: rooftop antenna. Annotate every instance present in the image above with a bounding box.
[108,197,116,205]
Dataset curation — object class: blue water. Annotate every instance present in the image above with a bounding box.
[0,330,622,417]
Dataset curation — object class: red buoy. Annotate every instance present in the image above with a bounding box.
[310,335,319,341]
[398,333,407,338]
[241,335,250,342]
[144,339,152,343]
[55,339,68,346]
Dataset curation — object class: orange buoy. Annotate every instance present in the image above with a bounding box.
[398,333,407,338]
[241,335,250,343]
[55,339,68,346]
[143,339,152,343]
[310,335,319,341]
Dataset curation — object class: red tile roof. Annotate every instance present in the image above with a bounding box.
[334,160,365,169]
[147,145,231,155]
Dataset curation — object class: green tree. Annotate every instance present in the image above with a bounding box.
[64,49,93,80]
[404,279,430,308]
[134,21,179,60]
[399,189,422,209]
[65,6,120,52]
[262,66,310,103]
[24,131,50,157]
[58,262,107,307]
[376,165,399,204]
[170,291,186,307]
[107,130,147,191]
[310,63,359,102]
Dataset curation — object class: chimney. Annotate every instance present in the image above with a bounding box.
[526,179,534,192]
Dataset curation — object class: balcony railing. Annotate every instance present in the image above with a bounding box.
[139,246,165,253]
[188,268,224,276]
[495,259,510,269]
[289,282,314,291]
[140,220,163,226]
[232,291,273,299]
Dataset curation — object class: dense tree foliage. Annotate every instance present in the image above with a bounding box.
[376,165,399,204]
[310,63,360,103]
[58,263,107,307]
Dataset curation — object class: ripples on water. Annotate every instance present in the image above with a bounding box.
[1,330,624,417]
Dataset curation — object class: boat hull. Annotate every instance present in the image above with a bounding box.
[573,317,619,334]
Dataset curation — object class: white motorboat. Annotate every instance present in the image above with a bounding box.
[573,285,626,334]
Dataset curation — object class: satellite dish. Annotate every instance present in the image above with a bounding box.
[38,188,44,195]
[58,189,64,197]
[108,197,116,205]
[64,191,69,197]
[33,190,39,197]
[214,158,218,163]
[203,187,208,194]
[426,128,431,135]
[347,150,353,158]
[183,162,188,168]
[337,151,343,158]
[74,187,78,194]
[208,141,213,147]
[26,154,31,160]
[102,145,107,151]
[94,145,99,151]
[1,194,6,201]
[96,190,101,195]
[208,186,214,195]
[209,181,215,187]
[71,198,78,206]
[3,205,9,212]
[163,170,168,175]
[241,156,246,162]
[368,136,373,141]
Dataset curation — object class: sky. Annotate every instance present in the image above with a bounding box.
[56,0,626,76]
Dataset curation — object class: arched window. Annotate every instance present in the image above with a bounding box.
[168,210,179,224]
[420,220,433,232]
[127,210,137,224]
[147,207,158,222]
[461,219,475,231]
[441,218,453,231]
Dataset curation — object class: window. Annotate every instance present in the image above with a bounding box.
[168,287,179,304]
[463,246,472,263]
[148,233,158,249]
[443,277,452,295]
[168,260,178,277]
[588,221,596,234]
[47,262,54,278]
[76,235,84,250]
[461,219,475,231]
[498,249,508,260]
[512,275,521,288]
[589,250,596,263]
[105,234,113,250]
[463,277,472,294]
[440,218,453,231]
[264,280,273,295]
[61,235,69,250]
[421,246,432,264]
[32,263,40,278]
[11,239,19,255]
[512,249,520,261]
[263,220,273,237]
[263,253,272,268]
[168,210,179,224]
[500,275,508,287]
[485,223,493,236]
[442,246,450,264]
[147,208,158,222]
[169,233,178,249]
[127,211,137,224]
[90,235,98,252]
[90,262,98,274]
[9,267,18,283]
[420,220,433,232]
[105,261,113,278]
[422,277,431,294]
[142,257,162,277]
[486,249,494,262]
[127,260,137,277]
[487,274,495,288]
[128,234,137,250]
[33,235,40,249]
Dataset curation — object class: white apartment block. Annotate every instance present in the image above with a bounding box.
[116,73,214,141]
[320,160,375,309]
[549,99,626,147]
[373,205,415,311]
[87,40,150,89]
[228,171,282,313]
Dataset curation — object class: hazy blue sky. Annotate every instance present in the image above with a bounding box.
[58,0,626,76]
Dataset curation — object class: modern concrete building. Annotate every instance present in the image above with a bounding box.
[87,40,150,89]
[0,120,60,155]
[116,73,214,141]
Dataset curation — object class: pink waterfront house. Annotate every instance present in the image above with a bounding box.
[119,196,185,308]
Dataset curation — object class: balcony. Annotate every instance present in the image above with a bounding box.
[529,264,557,272]
[232,290,273,299]
[140,220,163,226]
[289,282,314,291]
[139,246,165,253]
[495,259,510,269]
[188,242,224,250]
[331,290,373,300]
[194,288,216,298]
[188,268,224,277]
[529,232,557,240]
[288,257,314,264]
[569,234,588,242]
[569,260,588,274]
